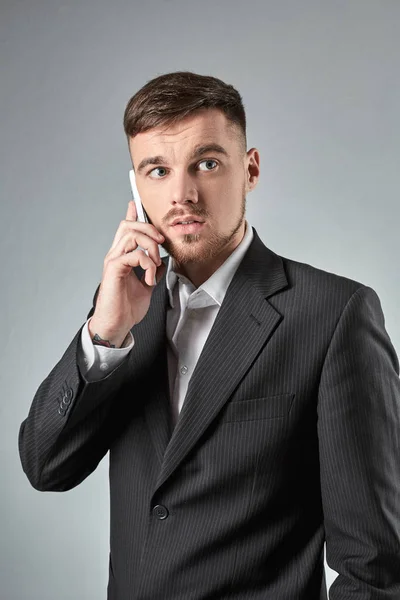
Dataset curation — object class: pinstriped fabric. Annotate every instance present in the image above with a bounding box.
[317,286,400,599]
[19,227,400,599]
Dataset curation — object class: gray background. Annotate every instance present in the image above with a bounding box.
[1,0,399,598]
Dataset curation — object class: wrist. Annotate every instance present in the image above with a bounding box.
[88,318,129,349]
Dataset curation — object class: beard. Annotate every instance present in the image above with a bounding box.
[161,191,246,269]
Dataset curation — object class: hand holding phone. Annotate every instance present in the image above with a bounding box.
[87,173,167,348]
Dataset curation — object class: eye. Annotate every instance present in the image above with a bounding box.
[198,159,218,171]
[148,167,168,179]
[147,159,218,178]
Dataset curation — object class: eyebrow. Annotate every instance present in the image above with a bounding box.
[136,143,230,174]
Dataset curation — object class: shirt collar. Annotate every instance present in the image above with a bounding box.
[165,220,254,308]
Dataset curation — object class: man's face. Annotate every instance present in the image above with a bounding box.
[128,108,259,269]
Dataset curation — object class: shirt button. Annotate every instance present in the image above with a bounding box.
[152,505,169,520]
[100,362,109,371]
[180,365,188,375]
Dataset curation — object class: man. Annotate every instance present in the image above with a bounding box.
[19,71,400,599]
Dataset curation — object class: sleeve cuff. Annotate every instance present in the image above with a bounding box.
[79,317,134,377]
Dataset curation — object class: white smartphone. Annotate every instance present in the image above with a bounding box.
[129,169,148,225]
[129,169,164,285]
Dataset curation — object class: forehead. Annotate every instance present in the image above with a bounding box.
[129,108,238,157]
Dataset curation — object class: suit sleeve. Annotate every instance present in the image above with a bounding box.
[317,285,400,599]
[18,282,134,492]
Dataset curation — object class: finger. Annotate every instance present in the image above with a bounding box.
[126,200,137,222]
[110,221,164,254]
[107,247,155,282]
[138,254,165,287]
[123,220,164,244]
[107,231,162,268]
[132,250,157,286]
[141,258,166,287]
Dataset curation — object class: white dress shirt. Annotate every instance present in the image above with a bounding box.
[78,220,254,425]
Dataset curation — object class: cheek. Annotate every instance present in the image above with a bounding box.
[214,185,242,218]
[146,199,165,223]
[212,179,234,203]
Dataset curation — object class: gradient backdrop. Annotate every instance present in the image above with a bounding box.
[1,1,399,598]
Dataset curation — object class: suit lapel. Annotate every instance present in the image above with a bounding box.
[149,228,289,491]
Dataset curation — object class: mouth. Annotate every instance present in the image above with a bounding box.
[172,221,205,233]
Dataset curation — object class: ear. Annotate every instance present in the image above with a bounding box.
[245,148,260,193]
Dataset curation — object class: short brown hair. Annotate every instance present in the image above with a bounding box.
[123,71,247,155]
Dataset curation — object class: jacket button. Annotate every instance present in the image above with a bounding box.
[152,505,169,520]
[62,389,73,405]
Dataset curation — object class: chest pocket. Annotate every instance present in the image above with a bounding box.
[221,393,295,423]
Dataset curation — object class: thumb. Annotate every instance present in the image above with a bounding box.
[156,259,167,283]
[139,260,166,288]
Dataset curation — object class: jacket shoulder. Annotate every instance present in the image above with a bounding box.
[277,253,372,308]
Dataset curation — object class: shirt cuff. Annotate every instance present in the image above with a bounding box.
[79,317,134,377]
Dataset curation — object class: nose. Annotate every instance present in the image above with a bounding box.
[169,171,199,206]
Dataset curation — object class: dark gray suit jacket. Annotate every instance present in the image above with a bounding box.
[19,227,400,599]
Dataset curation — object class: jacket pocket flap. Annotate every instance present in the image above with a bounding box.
[222,393,295,422]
